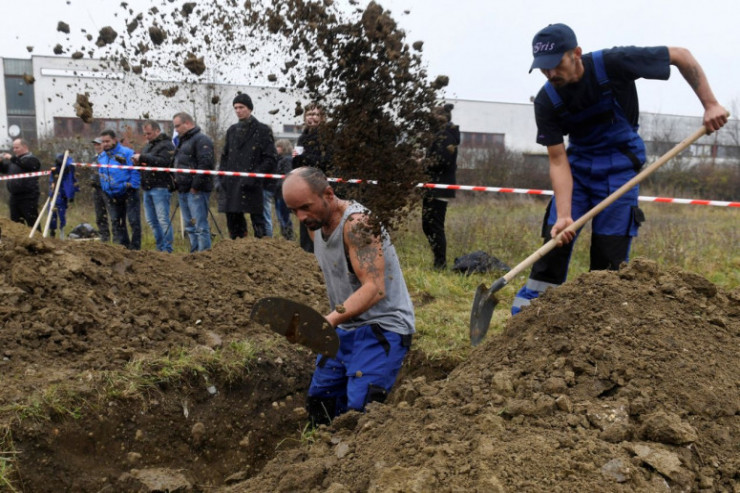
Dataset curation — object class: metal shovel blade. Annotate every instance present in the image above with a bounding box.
[470,278,507,346]
[250,297,339,357]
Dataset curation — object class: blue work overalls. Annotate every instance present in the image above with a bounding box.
[512,51,645,315]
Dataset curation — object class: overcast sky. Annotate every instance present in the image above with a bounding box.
[1,0,737,118]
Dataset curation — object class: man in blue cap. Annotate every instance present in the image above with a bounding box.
[512,23,728,315]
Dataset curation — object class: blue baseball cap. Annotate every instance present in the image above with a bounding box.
[529,23,578,73]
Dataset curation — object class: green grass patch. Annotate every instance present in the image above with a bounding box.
[0,427,18,493]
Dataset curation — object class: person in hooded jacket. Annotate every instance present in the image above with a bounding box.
[0,138,41,227]
[98,129,141,250]
[172,112,214,252]
[47,153,79,238]
[218,93,277,239]
[273,139,295,240]
[134,120,175,253]
[422,104,460,270]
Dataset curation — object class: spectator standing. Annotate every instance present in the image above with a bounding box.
[172,112,214,252]
[134,121,175,253]
[48,153,79,238]
[0,138,41,227]
[292,102,333,252]
[511,23,728,315]
[98,129,141,249]
[90,138,111,242]
[422,104,460,270]
[282,167,414,427]
[273,139,295,240]
[218,93,277,239]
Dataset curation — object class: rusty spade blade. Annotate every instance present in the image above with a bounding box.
[250,297,339,357]
[470,277,507,346]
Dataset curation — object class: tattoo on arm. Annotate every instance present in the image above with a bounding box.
[346,216,383,277]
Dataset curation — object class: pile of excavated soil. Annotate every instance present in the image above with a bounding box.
[227,258,739,492]
[0,218,329,492]
[0,217,328,406]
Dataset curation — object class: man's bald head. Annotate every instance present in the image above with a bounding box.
[284,166,330,195]
[283,167,337,232]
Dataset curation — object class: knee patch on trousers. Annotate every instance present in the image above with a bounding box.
[364,384,388,407]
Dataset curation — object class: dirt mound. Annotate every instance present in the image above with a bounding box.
[228,258,739,492]
[0,217,334,491]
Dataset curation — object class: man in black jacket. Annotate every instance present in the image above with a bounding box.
[218,93,277,239]
[172,112,214,252]
[0,138,41,227]
[423,104,460,270]
[134,120,175,253]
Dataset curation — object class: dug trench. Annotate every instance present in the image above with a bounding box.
[1,218,738,491]
[0,218,457,492]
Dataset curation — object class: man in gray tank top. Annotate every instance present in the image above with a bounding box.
[283,167,415,427]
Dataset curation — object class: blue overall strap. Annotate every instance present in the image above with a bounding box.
[544,81,570,118]
[591,50,612,97]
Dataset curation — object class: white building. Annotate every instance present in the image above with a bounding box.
[2,55,738,166]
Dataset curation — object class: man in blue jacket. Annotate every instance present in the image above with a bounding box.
[98,129,142,250]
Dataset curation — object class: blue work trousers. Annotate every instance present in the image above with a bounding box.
[307,324,410,417]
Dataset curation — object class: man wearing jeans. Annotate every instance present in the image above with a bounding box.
[172,112,214,252]
[98,129,141,250]
[134,121,175,253]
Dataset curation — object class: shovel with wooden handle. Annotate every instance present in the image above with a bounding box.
[470,125,711,346]
[250,297,339,357]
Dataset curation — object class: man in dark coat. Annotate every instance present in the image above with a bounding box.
[172,112,214,252]
[422,104,460,270]
[218,93,277,239]
[0,138,41,226]
[134,120,176,253]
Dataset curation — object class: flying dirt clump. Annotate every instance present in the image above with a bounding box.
[95,26,118,47]
[148,26,167,45]
[161,85,179,98]
[22,74,35,85]
[184,53,206,75]
[50,0,447,233]
[57,21,70,34]
[74,93,93,123]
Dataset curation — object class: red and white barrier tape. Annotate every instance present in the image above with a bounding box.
[0,170,51,182]
[5,162,737,208]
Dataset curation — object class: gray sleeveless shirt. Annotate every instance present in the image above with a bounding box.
[313,201,415,335]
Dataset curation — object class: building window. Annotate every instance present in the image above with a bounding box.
[460,132,505,151]
[4,76,35,116]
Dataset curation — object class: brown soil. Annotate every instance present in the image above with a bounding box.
[224,259,739,492]
[0,217,328,492]
[2,217,738,492]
